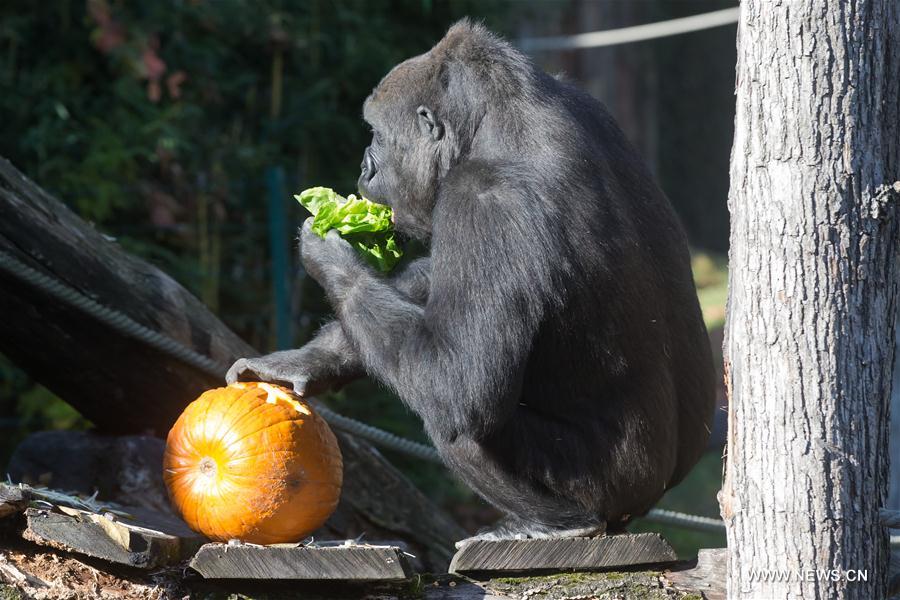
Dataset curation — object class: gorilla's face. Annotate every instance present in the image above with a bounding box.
[358,57,448,241]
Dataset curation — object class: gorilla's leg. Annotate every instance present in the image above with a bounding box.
[438,437,606,547]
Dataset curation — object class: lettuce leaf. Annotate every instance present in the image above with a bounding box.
[295,186,402,272]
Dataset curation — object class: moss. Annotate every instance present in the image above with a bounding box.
[0,585,24,600]
[491,570,642,586]
[486,570,683,599]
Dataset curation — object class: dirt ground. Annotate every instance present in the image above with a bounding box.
[0,537,183,600]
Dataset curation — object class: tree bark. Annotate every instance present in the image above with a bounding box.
[889,312,900,510]
[0,156,464,569]
[721,2,900,598]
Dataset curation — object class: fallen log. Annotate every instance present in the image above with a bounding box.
[0,156,250,434]
[0,156,464,569]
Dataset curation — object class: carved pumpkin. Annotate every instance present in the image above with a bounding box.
[163,382,343,544]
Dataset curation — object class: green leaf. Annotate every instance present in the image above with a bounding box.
[295,187,403,272]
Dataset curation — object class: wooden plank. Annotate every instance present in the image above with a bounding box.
[22,506,205,569]
[189,541,412,580]
[0,540,714,599]
[449,533,677,574]
[664,547,726,600]
[0,485,29,519]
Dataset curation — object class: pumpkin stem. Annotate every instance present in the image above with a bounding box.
[199,457,217,477]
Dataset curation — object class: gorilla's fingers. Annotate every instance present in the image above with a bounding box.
[300,217,315,238]
[292,376,310,397]
[225,358,249,384]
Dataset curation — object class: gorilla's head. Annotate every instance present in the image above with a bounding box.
[358,19,535,240]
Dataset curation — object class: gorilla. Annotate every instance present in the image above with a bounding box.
[228,20,715,543]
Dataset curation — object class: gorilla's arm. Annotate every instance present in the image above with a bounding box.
[225,257,431,395]
[226,320,360,396]
[302,181,549,441]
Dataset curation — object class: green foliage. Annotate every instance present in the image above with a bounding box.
[0,353,91,467]
[0,0,504,521]
[692,251,728,330]
[0,584,25,600]
[0,0,506,345]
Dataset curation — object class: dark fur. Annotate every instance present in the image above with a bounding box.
[228,20,715,540]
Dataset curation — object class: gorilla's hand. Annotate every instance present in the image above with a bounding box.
[226,347,351,397]
[300,218,364,304]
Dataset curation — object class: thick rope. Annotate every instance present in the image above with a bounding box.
[0,249,782,535]
[644,508,724,534]
[0,250,441,463]
[519,7,740,52]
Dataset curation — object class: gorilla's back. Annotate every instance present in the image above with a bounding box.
[521,75,717,511]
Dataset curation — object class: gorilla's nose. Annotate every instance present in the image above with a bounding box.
[360,147,376,183]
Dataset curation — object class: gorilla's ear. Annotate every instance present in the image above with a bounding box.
[417,106,444,141]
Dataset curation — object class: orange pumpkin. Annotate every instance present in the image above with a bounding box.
[163,382,343,544]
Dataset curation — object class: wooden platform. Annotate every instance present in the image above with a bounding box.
[449,533,677,574]
[23,505,205,569]
[189,541,413,580]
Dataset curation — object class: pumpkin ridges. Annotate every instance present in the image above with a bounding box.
[223,419,304,468]
[170,402,228,539]
[209,393,281,452]
[221,413,308,455]
[164,382,342,544]
[221,405,307,452]
[192,445,221,540]
[198,389,221,449]
[254,484,340,540]
[222,474,341,488]
[175,392,211,456]
[202,469,257,540]
[207,386,251,449]
[220,447,302,462]
[209,479,248,540]
[275,414,342,485]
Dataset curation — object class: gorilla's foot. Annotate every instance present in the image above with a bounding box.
[454,516,606,549]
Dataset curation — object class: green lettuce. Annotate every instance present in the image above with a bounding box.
[295,186,402,272]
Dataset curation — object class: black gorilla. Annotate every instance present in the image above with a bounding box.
[228,20,715,543]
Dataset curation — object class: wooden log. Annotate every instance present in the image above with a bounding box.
[664,548,726,600]
[0,156,253,435]
[0,156,464,570]
[7,432,173,516]
[449,533,677,574]
[189,541,412,580]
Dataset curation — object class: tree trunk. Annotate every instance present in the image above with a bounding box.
[0,157,464,568]
[889,321,900,510]
[721,2,900,599]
